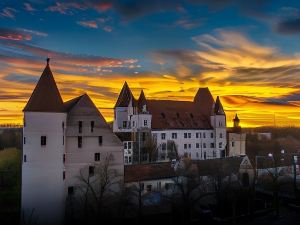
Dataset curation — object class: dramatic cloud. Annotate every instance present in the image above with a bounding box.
[276,18,300,34]
[77,20,98,29]
[0,7,17,19]
[23,3,35,12]
[0,28,32,41]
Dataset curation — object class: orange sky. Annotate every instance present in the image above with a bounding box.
[1,31,300,127]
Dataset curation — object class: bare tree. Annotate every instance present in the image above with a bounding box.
[66,153,122,224]
[144,136,158,162]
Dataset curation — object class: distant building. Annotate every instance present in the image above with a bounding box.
[227,114,246,157]
[21,59,123,225]
[113,82,227,164]
[257,132,272,140]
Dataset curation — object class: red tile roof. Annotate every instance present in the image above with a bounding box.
[23,59,65,112]
[124,162,177,183]
[147,100,212,130]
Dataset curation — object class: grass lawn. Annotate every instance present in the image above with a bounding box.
[0,148,21,225]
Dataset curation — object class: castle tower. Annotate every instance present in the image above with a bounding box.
[210,96,226,158]
[228,114,246,156]
[22,59,66,225]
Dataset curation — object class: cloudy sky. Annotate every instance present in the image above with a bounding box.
[1,0,300,127]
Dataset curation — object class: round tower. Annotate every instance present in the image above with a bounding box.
[21,59,66,225]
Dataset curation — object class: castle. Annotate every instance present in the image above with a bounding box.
[113,82,227,164]
[21,59,245,224]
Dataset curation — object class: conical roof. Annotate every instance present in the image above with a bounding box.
[138,90,147,112]
[114,81,136,108]
[193,87,215,116]
[214,96,225,115]
[23,59,65,112]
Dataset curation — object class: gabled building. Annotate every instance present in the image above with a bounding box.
[113,82,227,164]
[21,59,123,225]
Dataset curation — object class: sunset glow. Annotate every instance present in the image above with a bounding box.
[1,1,300,127]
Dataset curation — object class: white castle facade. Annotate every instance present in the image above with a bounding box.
[113,82,228,164]
[21,59,124,225]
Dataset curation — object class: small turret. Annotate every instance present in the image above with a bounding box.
[233,113,240,128]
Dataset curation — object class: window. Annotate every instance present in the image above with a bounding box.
[128,142,132,149]
[78,136,82,148]
[41,136,46,146]
[23,137,26,145]
[213,151,216,158]
[172,133,177,139]
[128,156,132,163]
[184,133,187,138]
[123,121,127,128]
[98,136,103,146]
[146,184,152,192]
[188,133,191,138]
[144,120,147,126]
[184,144,187,149]
[188,144,191,149]
[220,133,223,138]
[68,186,74,195]
[63,171,65,180]
[63,154,65,163]
[132,121,135,127]
[157,181,161,189]
[203,143,206,148]
[196,152,199,158]
[23,155,27,163]
[91,121,94,133]
[161,133,166,140]
[196,143,200,148]
[203,133,206,138]
[232,141,235,147]
[210,143,215,148]
[161,143,167,151]
[204,151,207,159]
[196,133,199,138]
[211,133,214,138]
[125,156,128,164]
[62,121,65,130]
[95,153,100,161]
[124,142,127,149]
[79,121,82,133]
[219,142,222,148]
[89,166,95,176]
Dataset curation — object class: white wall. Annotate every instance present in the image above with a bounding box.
[152,129,226,161]
[22,112,66,225]
[228,133,246,156]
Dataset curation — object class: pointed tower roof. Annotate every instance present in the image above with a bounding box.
[193,87,215,116]
[233,113,240,122]
[214,96,225,115]
[23,58,65,112]
[114,81,136,108]
[138,90,147,112]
